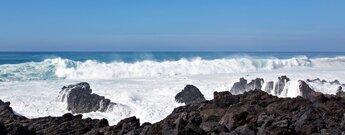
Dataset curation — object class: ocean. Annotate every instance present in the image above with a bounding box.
[0,52,345,124]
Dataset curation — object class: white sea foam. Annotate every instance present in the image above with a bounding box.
[1,56,345,81]
[0,56,345,125]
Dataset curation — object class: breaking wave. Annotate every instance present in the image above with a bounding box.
[1,56,345,81]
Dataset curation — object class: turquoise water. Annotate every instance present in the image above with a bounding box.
[0,52,345,81]
[1,52,345,64]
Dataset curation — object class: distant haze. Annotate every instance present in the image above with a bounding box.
[0,1,344,52]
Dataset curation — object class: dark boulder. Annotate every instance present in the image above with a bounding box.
[58,82,117,113]
[175,85,206,104]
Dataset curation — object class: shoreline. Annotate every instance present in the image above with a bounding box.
[1,88,345,134]
[1,78,345,134]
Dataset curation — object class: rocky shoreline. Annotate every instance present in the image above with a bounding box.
[1,78,345,135]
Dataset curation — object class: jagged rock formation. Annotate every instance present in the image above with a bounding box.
[57,82,117,113]
[274,75,290,95]
[2,87,345,134]
[175,85,206,104]
[330,80,340,85]
[230,78,264,94]
[246,78,264,91]
[337,86,345,98]
[143,90,345,135]
[264,81,274,94]
[230,78,247,94]
[298,80,324,101]
[307,78,341,85]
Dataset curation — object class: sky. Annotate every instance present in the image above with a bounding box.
[0,0,345,52]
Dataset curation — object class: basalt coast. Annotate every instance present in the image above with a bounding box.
[1,77,345,135]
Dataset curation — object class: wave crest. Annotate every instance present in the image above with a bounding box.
[0,56,345,81]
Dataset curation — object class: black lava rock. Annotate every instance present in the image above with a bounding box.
[175,85,206,104]
[58,82,117,113]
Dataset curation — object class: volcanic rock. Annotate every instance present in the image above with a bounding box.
[336,86,345,97]
[230,77,248,94]
[307,78,341,85]
[230,78,264,94]
[2,83,345,134]
[246,78,264,91]
[58,82,117,113]
[298,80,320,100]
[144,90,345,134]
[175,85,206,104]
[274,75,290,95]
[264,81,274,94]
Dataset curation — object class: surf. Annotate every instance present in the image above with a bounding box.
[1,56,345,81]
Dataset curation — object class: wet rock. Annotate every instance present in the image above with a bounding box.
[1,83,345,135]
[274,76,290,95]
[307,78,321,82]
[246,78,264,91]
[299,81,316,98]
[307,78,342,85]
[230,78,264,94]
[338,86,342,91]
[330,80,341,85]
[230,78,247,94]
[336,86,345,98]
[175,85,206,104]
[0,100,26,122]
[58,82,117,113]
[264,81,274,94]
[299,80,324,102]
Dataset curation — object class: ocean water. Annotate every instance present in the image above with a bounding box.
[0,52,345,125]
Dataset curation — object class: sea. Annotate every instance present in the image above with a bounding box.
[0,52,345,125]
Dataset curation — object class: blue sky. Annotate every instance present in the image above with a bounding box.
[0,0,344,51]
